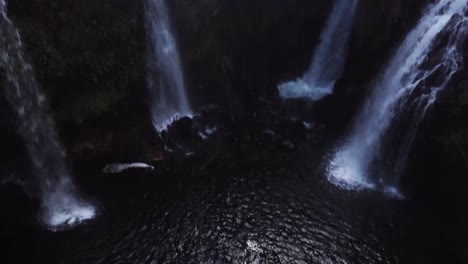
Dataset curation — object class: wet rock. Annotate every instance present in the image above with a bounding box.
[281,118,306,141]
[421,14,465,72]
[166,117,194,139]
[65,107,163,169]
[162,117,204,156]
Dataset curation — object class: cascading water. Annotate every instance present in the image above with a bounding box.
[0,1,95,230]
[145,0,191,132]
[278,0,359,101]
[327,0,468,194]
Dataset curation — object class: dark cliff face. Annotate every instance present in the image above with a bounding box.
[393,13,468,200]
[7,0,146,122]
[2,0,467,196]
[403,63,468,200]
[5,0,430,120]
[170,0,333,111]
[172,0,431,114]
[4,0,161,167]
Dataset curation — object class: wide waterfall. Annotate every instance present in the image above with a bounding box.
[145,0,191,131]
[327,0,468,193]
[0,1,95,230]
[278,0,359,101]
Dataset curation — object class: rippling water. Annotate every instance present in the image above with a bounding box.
[71,179,395,262]
[1,138,466,264]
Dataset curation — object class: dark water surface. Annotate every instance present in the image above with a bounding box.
[1,134,466,264]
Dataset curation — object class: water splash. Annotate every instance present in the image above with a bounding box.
[42,178,96,230]
[0,1,95,230]
[145,0,191,131]
[328,0,468,192]
[278,0,359,100]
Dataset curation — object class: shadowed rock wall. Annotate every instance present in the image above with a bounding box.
[3,0,467,195]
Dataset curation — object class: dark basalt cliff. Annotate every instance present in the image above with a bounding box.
[1,0,467,197]
[5,0,430,119]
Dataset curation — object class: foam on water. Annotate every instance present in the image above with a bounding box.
[103,163,154,174]
[278,0,358,101]
[327,145,376,191]
[278,80,334,100]
[40,178,96,230]
[44,197,95,229]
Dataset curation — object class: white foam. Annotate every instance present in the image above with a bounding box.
[103,163,154,174]
[278,80,333,101]
[327,146,375,191]
[42,189,96,231]
[46,203,95,227]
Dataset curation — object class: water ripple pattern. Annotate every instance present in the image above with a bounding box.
[65,158,398,264]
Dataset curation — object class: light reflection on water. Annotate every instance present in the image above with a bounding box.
[62,160,401,264]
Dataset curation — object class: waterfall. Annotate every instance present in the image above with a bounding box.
[0,1,95,230]
[327,0,468,194]
[145,0,191,131]
[278,0,359,101]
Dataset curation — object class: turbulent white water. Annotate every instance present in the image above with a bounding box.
[278,0,359,100]
[328,0,468,193]
[0,1,95,230]
[145,0,191,131]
